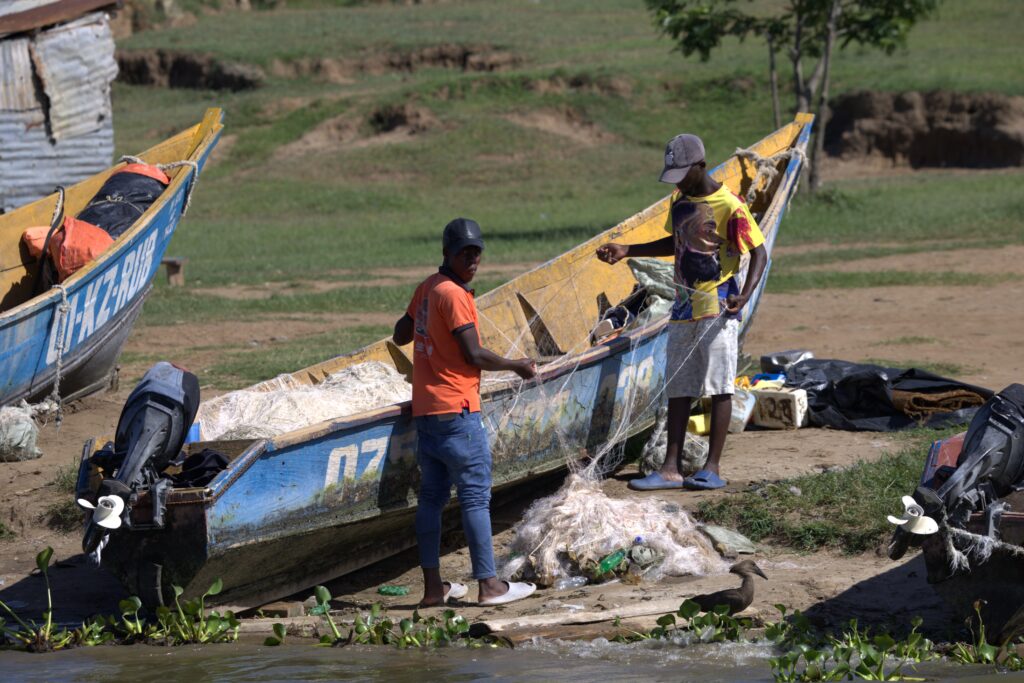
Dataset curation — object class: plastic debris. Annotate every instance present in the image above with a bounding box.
[195,361,411,441]
[377,585,410,596]
[761,349,815,374]
[700,525,757,557]
[502,475,728,586]
[639,404,709,476]
[0,402,41,462]
[553,576,588,591]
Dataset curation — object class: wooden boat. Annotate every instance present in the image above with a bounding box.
[0,109,223,406]
[81,114,814,610]
[912,432,1024,642]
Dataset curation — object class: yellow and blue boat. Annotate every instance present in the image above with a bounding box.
[81,114,813,610]
[0,108,223,406]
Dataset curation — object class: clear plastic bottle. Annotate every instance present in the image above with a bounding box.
[553,576,588,591]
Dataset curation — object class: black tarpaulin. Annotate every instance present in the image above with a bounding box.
[783,359,993,431]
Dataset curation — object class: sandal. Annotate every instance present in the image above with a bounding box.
[478,581,536,606]
[683,469,727,490]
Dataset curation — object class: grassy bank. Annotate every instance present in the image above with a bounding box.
[696,426,965,554]
[110,0,1024,386]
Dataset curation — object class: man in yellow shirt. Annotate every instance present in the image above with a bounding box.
[597,133,767,490]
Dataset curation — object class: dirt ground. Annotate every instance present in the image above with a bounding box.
[1,243,1021,637]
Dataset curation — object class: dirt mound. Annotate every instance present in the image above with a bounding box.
[117,50,264,91]
[528,73,632,98]
[274,103,438,160]
[825,90,1024,168]
[506,107,617,146]
[269,58,354,85]
[271,43,519,83]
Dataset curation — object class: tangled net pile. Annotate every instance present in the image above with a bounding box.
[196,361,411,440]
[502,474,728,586]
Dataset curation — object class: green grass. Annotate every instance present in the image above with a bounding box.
[44,500,83,534]
[0,520,13,540]
[696,426,966,554]
[206,325,392,387]
[863,358,968,378]
[107,0,1024,386]
[874,336,938,347]
[50,460,78,494]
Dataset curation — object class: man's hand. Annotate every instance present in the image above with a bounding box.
[513,359,537,381]
[596,243,629,265]
[725,293,748,315]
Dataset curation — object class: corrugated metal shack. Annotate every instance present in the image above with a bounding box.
[0,0,121,213]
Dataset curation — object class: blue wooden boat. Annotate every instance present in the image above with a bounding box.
[82,114,813,610]
[0,109,223,406]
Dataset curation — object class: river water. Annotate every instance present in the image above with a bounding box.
[0,636,1014,682]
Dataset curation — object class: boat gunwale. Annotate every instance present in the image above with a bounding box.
[0,110,224,323]
[182,115,815,508]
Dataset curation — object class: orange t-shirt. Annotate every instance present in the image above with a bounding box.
[407,270,481,416]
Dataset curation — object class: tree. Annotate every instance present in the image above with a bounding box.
[645,0,939,190]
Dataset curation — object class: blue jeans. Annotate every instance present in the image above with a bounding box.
[414,410,495,580]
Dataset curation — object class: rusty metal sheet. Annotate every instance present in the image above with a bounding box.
[0,108,113,212]
[0,37,37,112]
[0,1,118,39]
[0,0,56,18]
[29,11,117,142]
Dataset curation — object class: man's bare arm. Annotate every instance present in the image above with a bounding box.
[596,237,674,264]
[454,325,536,380]
[393,313,414,346]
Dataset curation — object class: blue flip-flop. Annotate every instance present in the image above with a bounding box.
[683,469,727,490]
[629,472,685,491]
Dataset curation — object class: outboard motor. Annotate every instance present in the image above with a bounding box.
[82,362,199,553]
[931,383,1024,527]
[888,384,1024,560]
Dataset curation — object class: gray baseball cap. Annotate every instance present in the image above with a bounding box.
[659,133,705,184]
[443,217,485,255]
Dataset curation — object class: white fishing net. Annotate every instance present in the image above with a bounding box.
[195,361,411,441]
[502,475,728,586]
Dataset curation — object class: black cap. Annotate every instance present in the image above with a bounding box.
[442,217,485,255]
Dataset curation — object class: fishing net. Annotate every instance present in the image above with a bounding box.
[0,402,41,462]
[501,474,728,586]
[195,361,411,441]
[485,258,736,587]
[639,403,709,476]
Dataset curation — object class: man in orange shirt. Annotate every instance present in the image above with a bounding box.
[393,218,538,607]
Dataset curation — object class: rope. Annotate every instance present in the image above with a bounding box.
[733,146,808,204]
[117,155,200,216]
[942,520,1024,575]
[46,283,71,429]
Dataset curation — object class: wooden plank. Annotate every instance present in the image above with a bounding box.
[0,0,121,37]
[475,597,758,634]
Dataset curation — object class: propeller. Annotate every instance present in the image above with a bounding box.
[886,495,938,535]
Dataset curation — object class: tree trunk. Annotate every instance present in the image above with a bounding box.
[768,35,781,129]
[808,0,842,193]
[791,13,809,112]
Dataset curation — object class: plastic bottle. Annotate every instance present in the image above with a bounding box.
[598,549,627,575]
[553,576,588,591]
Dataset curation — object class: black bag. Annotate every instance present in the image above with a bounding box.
[77,171,167,240]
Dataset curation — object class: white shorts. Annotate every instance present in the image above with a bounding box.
[665,317,739,399]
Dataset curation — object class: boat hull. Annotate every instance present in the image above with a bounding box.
[95,115,814,610]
